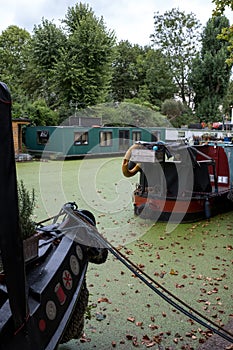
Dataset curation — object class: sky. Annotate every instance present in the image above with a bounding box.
[1,0,233,46]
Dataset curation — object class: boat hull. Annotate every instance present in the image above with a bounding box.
[134,190,233,222]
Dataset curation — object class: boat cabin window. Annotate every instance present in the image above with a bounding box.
[37,130,49,145]
[132,131,141,142]
[151,131,159,142]
[74,132,88,145]
[100,131,112,146]
[178,131,185,138]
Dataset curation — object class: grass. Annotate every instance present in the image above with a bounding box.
[16,158,233,350]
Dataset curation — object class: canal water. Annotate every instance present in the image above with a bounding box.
[16,158,233,350]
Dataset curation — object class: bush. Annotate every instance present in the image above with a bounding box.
[17,180,36,239]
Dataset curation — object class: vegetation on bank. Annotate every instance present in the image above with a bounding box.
[0,1,232,127]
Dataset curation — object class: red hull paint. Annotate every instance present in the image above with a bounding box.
[134,191,232,222]
[134,195,206,214]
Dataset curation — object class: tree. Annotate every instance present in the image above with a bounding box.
[161,99,194,127]
[212,0,233,14]
[111,42,176,107]
[111,40,145,102]
[73,101,168,127]
[52,2,116,120]
[143,48,177,106]
[0,25,31,117]
[0,25,31,82]
[189,16,231,121]
[222,79,233,118]
[150,9,202,105]
[27,99,59,126]
[212,0,233,66]
[25,19,67,105]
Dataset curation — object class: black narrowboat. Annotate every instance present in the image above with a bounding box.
[0,82,107,350]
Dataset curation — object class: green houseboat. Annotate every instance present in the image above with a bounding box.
[25,125,163,158]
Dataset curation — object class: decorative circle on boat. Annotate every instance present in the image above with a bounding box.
[70,255,80,276]
[45,300,57,320]
[54,282,66,305]
[39,319,46,332]
[62,270,73,290]
[76,245,83,260]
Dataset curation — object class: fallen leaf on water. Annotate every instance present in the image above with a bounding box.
[153,335,162,343]
[149,324,158,330]
[160,271,166,278]
[145,342,156,348]
[198,338,206,344]
[132,336,139,347]
[80,333,91,343]
[97,297,111,303]
[142,334,150,342]
[126,334,133,340]
[137,263,145,269]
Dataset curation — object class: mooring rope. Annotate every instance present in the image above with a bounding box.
[108,243,233,344]
[37,204,233,344]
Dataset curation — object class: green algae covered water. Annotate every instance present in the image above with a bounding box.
[16,158,233,350]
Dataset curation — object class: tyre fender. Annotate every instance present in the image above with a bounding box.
[122,144,141,177]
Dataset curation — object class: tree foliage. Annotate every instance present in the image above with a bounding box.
[0,25,30,81]
[111,41,144,102]
[26,19,66,104]
[74,102,169,127]
[53,2,116,121]
[111,41,175,107]
[212,0,233,66]
[0,25,31,110]
[27,99,59,126]
[189,16,231,121]
[212,0,233,16]
[161,99,195,127]
[0,3,231,127]
[150,9,202,105]
[143,48,177,106]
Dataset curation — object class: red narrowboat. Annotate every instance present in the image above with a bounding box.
[122,140,233,222]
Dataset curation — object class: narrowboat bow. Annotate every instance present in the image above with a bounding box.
[122,140,233,222]
[0,82,107,350]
